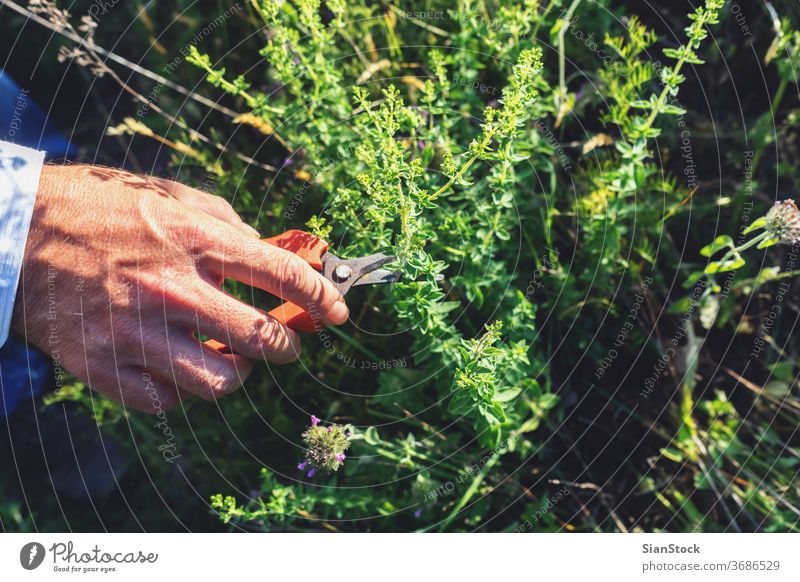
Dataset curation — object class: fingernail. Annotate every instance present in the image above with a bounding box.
[328,298,349,325]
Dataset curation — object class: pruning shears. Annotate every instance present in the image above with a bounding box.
[260,229,401,332]
[207,230,400,353]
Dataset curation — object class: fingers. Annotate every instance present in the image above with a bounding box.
[150,176,260,237]
[141,330,255,401]
[202,225,349,327]
[85,327,256,412]
[89,366,183,414]
[150,177,349,329]
[172,282,303,363]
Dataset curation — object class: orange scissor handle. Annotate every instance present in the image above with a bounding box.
[262,229,329,333]
[205,230,329,354]
[262,229,328,270]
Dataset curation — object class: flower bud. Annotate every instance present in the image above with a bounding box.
[766,200,800,245]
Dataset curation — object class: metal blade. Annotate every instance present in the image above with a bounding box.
[322,252,397,295]
[351,270,443,287]
[351,268,402,287]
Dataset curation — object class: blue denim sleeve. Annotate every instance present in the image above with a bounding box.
[0,140,45,347]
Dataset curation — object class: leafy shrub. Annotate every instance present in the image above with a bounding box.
[8,0,799,532]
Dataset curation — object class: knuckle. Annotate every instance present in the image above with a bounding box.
[250,316,302,363]
[250,316,280,352]
[213,196,236,216]
[242,323,266,356]
[205,368,238,399]
[150,176,178,197]
[112,319,144,348]
[136,269,191,307]
[165,213,211,257]
[277,254,309,294]
[268,327,302,363]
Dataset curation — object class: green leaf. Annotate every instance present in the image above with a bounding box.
[693,471,710,490]
[448,391,474,415]
[494,387,522,402]
[538,393,560,410]
[478,403,501,425]
[699,235,733,257]
[763,380,791,398]
[364,426,381,446]
[629,100,653,109]
[661,104,687,115]
[421,144,435,167]
[769,360,794,383]
[683,270,705,288]
[704,256,745,274]
[683,51,705,65]
[660,447,684,463]
[743,216,768,234]
[756,236,779,249]
[490,400,507,423]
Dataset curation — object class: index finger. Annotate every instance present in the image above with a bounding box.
[202,223,349,327]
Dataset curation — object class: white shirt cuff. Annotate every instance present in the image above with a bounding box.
[0,140,45,347]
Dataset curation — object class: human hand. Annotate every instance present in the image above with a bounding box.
[12,165,349,413]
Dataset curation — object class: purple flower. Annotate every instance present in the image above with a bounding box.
[297,461,307,471]
[417,141,425,150]
[282,157,293,167]
[420,110,429,119]
[307,468,316,478]
[414,509,422,518]
[327,426,332,433]
[293,56,301,65]
[335,453,346,462]
[311,415,320,426]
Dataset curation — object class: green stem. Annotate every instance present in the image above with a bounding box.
[557,0,583,107]
[326,325,384,362]
[481,207,503,250]
[734,230,770,253]
[702,230,770,288]
[644,58,687,133]
[705,230,769,281]
[437,446,504,531]
[431,154,479,200]
[723,230,770,264]
[733,268,800,291]
[499,141,511,184]
[398,183,409,238]
[532,0,556,40]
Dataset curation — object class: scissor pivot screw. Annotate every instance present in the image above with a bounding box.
[333,264,353,282]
